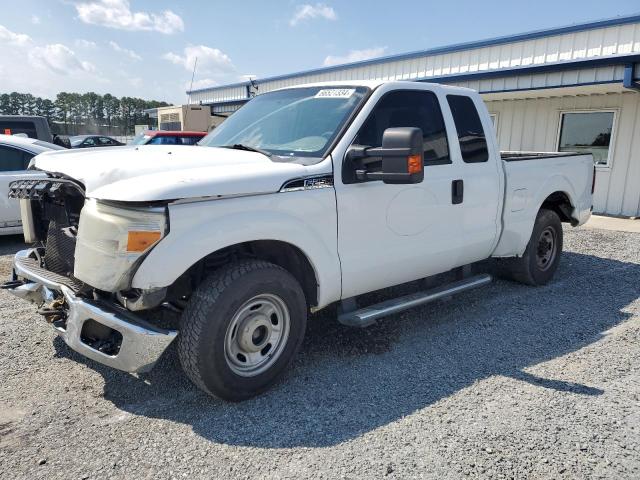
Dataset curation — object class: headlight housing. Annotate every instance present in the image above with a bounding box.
[73,199,168,292]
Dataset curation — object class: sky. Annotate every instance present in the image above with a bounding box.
[0,0,639,104]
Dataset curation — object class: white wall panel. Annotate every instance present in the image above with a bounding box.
[189,20,640,105]
[485,91,640,216]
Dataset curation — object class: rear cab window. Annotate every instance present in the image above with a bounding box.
[446,95,489,163]
[0,121,37,139]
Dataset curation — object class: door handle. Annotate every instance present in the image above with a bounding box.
[452,179,464,204]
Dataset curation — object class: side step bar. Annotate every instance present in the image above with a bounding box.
[338,274,492,328]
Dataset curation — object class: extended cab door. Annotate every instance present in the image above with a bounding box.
[332,85,466,299]
[443,94,502,265]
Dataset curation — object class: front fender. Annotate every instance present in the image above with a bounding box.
[131,191,341,308]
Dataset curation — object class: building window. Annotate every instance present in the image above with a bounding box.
[489,113,498,127]
[558,111,615,167]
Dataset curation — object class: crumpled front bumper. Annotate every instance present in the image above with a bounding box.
[3,249,177,373]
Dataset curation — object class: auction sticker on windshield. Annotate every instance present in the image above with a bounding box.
[315,89,356,98]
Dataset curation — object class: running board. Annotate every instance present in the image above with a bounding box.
[338,274,492,328]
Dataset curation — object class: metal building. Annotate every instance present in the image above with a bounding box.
[188,14,640,216]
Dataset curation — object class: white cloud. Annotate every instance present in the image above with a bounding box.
[323,47,387,66]
[109,40,142,60]
[31,15,41,25]
[163,45,234,76]
[128,76,143,87]
[29,44,96,75]
[290,3,337,26]
[75,38,97,48]
[74,0,184,34]
[0,25,32,46]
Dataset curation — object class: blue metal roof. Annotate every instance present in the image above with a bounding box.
[187,12,640,95]
[196,53,640,106]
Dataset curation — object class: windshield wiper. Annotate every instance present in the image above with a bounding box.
[220,143,272,158]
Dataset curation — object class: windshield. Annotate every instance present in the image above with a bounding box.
[69,136,85,147]
[33,140,65,151]
[199,86,369,158]
[131,133,151,145]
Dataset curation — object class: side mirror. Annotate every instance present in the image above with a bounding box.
[346,127,424,184]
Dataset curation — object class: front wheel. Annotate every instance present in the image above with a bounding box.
[500,208,563,286]
[178,260,307,401]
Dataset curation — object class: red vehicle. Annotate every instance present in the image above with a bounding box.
[131,130,206,146]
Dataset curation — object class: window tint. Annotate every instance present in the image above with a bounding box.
[0,146,31,171]
[83,137,96,146]
[447,95,489,163]
[558,111,614,166]
[98,137,114,145]
[355,90,450,166]
[180,136,201,145]
[149,136,178,145]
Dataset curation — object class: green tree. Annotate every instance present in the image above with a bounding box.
[0,94,10,114]
[1,90,171,135]
[103,93,120,134]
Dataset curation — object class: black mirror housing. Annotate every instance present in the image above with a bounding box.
[346,127,424,184]
[380,127,424,184]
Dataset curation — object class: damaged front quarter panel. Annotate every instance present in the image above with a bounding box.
[73,199,169,292]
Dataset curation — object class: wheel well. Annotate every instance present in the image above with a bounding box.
[541,191,576,226]
[176,240,318,308]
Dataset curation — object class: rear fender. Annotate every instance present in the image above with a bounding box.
[493,174,578,257]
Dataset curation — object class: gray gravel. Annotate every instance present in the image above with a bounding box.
[1,226,639,479]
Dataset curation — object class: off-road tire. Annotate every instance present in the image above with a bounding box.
[178,260,307,401]
[499,208,563,286]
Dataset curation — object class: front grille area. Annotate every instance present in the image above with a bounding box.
[44,220,77,276]
[8,177,85,280]
[15,256,84,291]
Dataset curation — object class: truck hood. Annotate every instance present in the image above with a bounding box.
[33,145,310,201]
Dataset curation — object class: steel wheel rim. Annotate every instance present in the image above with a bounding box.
[224,294,290,377]
[536,226,557,271]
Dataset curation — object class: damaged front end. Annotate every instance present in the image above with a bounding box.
[2,178,176,373]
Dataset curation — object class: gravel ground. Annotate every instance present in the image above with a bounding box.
[0,226,639,479]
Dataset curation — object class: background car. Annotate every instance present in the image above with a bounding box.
[0,134,65,235]
[0,115,53,142]
[70,135,124,148]
[131,130,206,146]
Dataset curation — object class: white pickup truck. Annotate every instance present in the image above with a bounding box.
[4,81,594,401]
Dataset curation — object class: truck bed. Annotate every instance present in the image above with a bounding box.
[501,151,588,161]
[492,151,594,257]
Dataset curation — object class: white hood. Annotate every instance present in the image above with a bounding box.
[33,145,310,201]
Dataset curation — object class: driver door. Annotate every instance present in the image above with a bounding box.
[333,87,464,299]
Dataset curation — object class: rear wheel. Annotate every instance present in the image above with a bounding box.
[178,260,307,401]
[500,208,563,286]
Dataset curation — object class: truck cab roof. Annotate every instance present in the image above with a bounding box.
[272,80,477,95]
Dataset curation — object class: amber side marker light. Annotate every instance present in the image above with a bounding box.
[127,231,162,253]
[407,155,423,174]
